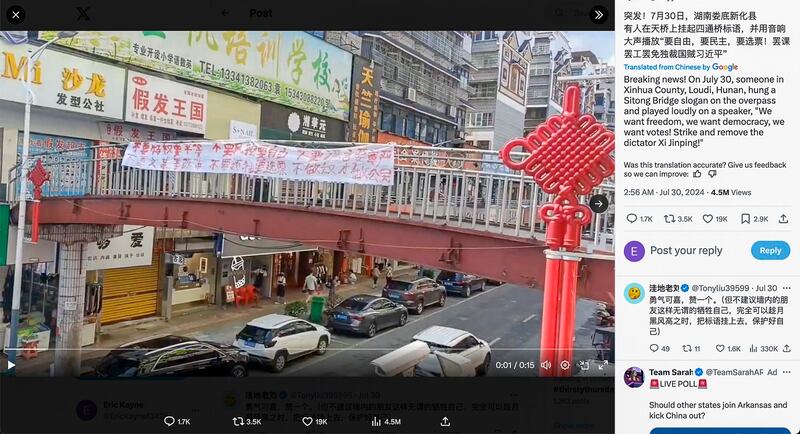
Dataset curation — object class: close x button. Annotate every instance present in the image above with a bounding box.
[6,5,25,24]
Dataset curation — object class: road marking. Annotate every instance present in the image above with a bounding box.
[488,337,502,346]
[283,284,507,375]
[522,313,537,323]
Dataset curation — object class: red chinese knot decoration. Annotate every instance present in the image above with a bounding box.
[499,85,615,250]
[26,159,51,243]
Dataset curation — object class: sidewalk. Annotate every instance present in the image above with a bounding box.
[13,272,397,376]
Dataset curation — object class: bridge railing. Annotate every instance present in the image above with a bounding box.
[8,142,615,251]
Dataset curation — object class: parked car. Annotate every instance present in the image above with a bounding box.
[382,277,446,314]
[412,326,492,376]
[436,271,487,297]
[330,294,408,337]
[92,335,249,378]
[233,314,330,373]
[370,340,476,377]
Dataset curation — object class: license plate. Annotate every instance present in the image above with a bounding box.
[389,293,401,299]
[335,314,349,321]
[244,340,256,348]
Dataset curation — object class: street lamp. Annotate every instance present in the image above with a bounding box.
[8,31,79,374]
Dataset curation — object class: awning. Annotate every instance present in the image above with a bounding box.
[221,235,317,259]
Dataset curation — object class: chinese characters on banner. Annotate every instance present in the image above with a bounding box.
[348,56,382,143]
[125,72,208,134]
[83,226,155,270]
[0,41,125,118]
[98,122,178,143]
[41,31,353,122]
[121,141,395,186]
[18,133,92,196]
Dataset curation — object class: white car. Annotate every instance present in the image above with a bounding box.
[371,326,492,377]
[233,314,331,372]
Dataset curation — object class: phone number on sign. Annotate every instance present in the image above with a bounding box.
[215,68,279,94]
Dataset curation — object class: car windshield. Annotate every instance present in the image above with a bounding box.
[236,325,274,344]
[97,357,140,377]
[385,281,413,291]
[338,297,370,311]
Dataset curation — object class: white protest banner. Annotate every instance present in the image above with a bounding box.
[121,141,395,185]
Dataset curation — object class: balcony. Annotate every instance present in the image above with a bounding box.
[408,31,472,65]
[372,50,459,106]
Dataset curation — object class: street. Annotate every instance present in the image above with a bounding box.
[179,283,601,377]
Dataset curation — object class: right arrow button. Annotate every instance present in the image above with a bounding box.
[590,5,609,24]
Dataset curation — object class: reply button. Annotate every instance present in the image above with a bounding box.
[751,241,791,260]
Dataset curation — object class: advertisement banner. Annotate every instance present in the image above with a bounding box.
[42,31,353,121]
[98,122,178,143]
[19,133,93,196]
[0,41,125,119]
[260,102,346,141]
[83,226,154,271]
[348,56,382,143]
[121,141,394,185]
[125,72,208,134]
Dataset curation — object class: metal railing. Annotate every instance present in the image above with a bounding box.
[8,142,615,251]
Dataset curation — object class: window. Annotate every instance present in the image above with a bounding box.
[471,81,496,98]
[454,336,480,350]
[466,112,494,127]
[476,140,490,150]
[277,324,299,337]
[380,109,395,132]
[295,322,317,333]
[153,345,216,371]
[236,325,274,345]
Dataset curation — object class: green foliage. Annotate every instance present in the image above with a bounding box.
[284,301,308,318]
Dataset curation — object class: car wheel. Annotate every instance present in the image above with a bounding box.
[438,292,446,307]
[399,312,408,327]
[272,352,288,373]
[415,300,424,315]
[464,286,471,298]
[478,353,491,376]
[230,364,248,377]
[316,337,328,355]
[366,322,377,337]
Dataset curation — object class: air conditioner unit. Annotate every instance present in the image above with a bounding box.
[406,87,417,102]
[448,106,457,118]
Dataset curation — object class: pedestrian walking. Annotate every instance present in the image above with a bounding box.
[385,265,394,285]
[371,266,381,289]
[252,265,268,299]
[275,272,287,304]
[348,269,357,285]
[325,275,336,301]
[304,270,317,294]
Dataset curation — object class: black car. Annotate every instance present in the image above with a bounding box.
[92,335,249,377]
[330,294,408,337]
[382,277,446,314]
[436,271,487,297]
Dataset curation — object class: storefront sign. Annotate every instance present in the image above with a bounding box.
[43,31,353,121]
[0,204,10,265]
[348,56,381,143]
[229,120,257,140]
[98,122,178,143]
[125,72,207,134]
[83,226,154,271]
[0,41,125,119]
[230,256,246,288]
[261,102,345,141]
[19,133,92,196]
[221,234,315,258]
[122,141,395,185]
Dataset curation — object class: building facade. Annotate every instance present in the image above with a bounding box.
[326,31,475,146]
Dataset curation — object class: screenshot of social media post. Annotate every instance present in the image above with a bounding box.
[0,2,620,433]
[617,0,798,433]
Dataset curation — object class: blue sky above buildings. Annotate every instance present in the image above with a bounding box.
[565,31,615,65]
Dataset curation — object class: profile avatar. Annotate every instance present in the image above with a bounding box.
[624,283,645,304]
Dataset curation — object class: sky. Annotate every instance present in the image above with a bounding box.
[564,31,615,65]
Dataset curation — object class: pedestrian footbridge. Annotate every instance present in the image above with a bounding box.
[8,142,614,303]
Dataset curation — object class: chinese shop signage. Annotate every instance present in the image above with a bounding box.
[0,41,125,118]
[125,72,208,134]
[99,122,178,143]
[42,31,353,121]
[348,56,381,143]
[261,102,346,141]
[83,225,154,270]
[121,141,395,186]
[18,133,92,197]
